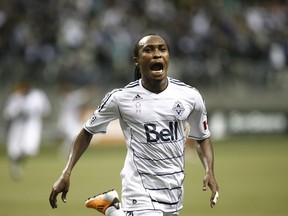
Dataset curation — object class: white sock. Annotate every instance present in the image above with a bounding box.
[105,206,125,216]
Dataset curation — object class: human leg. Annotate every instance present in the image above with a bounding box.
[85,190,179,216]
[7,124,25,180]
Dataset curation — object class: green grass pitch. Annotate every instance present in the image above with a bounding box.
[0,135,287,216]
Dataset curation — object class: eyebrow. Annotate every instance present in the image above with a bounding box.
[140,43,167,49]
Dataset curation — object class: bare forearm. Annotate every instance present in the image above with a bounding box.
[62,128,93,176]
[196,138,215,174]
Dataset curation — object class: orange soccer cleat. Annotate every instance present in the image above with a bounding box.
[85,189,120,214]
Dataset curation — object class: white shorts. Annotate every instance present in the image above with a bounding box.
[125,210,179,216]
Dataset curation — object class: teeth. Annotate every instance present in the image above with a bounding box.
[153,69,163,73]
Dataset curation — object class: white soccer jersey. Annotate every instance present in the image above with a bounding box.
[84,77,210,212]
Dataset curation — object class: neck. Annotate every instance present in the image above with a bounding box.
[141,77,168,94]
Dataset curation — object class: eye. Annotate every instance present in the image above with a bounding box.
[143,47,152,53]
[160,46,167,52]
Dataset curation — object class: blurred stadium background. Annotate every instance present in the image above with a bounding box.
[0,0,288,141]
[0,0,288,215]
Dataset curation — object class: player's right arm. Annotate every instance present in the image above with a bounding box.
[49,88,120,209]
[49,128,93,209]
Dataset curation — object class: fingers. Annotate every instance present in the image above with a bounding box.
[210,191,219,208]
[61,190,68,203]
[49,190,58,209]
[49,189,68,209]
[49,176,70,209]
[202,179,208,191]
[202,177,219,208]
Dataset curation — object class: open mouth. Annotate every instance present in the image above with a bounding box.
[150,63,164,72]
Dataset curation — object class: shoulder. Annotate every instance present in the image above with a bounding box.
[101,80,140,101]
[124,80,140,89]
[169,77,201,94]
[169,77,205,105]
[111,80,140,96]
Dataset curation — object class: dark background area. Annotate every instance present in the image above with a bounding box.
[0,0,288,141]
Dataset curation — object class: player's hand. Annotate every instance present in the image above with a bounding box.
[202,172,219,208]
[49,174,70,209]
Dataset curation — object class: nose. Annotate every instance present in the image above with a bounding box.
[153,49,161,58]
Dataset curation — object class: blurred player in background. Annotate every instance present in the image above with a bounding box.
[49,34,219,216]
[56,83,92,157]
[3,80,51,180]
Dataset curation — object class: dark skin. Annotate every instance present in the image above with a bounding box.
[49,129,92,208]
[196,138,219,208]
[133,35,170,94]
[49,35,219,209]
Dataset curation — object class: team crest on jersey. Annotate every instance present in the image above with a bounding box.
[172,101,185,118]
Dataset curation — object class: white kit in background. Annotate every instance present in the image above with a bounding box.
[3,85,51,179]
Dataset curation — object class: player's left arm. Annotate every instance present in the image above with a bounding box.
[187,90,219,207]
[196,137,219,208]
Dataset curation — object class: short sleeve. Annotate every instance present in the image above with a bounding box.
[187,92,210,140]
[84,90,120,134]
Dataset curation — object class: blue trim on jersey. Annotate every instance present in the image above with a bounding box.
[169,78,192,89]
[170,78,200,93]
[98,88,122,112]
[98,81,139,112]
[151,198,180,205]
[125,80,140,88]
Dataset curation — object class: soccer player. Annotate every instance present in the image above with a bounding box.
[49,34,219,216]
[3,80,51,180]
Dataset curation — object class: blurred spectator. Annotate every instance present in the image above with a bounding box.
[3,80,51,180]
[0,0,287,90]
[0,0,287,117]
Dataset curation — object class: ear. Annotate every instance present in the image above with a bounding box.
[133,57,138,66]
